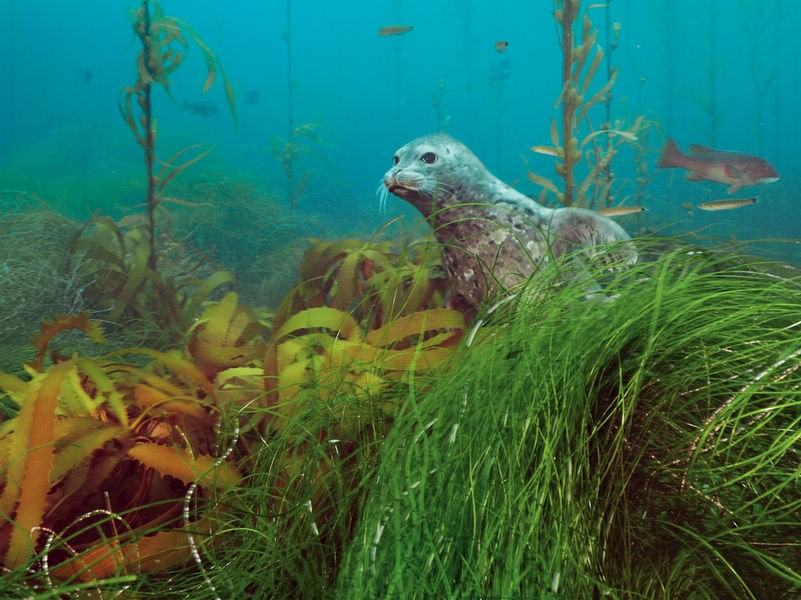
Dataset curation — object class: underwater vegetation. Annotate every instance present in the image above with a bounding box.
[118,0,235,272]
[68,214,236,347]
[2,0,801,597]
[0,239,463,596]
[528,1,650,212]
[0,202,89,372]
[339,241,801,598]
[0,301,250,584]
[269,123,327,209]
[3,233,801,598]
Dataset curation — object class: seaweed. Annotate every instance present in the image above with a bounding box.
[0,314,245,579]
[529,0,650,211]
[119,0,236,272]
[0,218,466,593]
[68,215,234,346]
[269,123,326,208]
[273,229,447,332]
[265,229,461,441]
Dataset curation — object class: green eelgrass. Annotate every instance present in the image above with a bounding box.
[6,239,801,598]
[337,240,801,598]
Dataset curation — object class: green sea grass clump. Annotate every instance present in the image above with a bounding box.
[0,207,89,371]
[338,241,801,598]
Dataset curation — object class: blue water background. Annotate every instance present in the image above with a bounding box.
[0,0,798,248]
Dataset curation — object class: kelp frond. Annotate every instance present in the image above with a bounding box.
[0,313,245,578]
[529,1,652,211]
[68,215,234,345]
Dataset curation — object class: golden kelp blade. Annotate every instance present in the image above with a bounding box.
[527,171,559,194]
[2,360,75,568]
[598,206,646,217]
[697,197,757,211]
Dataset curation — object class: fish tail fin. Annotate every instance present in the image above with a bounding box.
[657,138,685,169]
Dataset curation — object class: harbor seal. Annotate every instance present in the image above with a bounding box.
[382,132,637,314]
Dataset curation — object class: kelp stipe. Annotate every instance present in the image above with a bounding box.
[119,0,235,271]
[528,1,651,213]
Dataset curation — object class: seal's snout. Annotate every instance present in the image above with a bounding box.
[384,168,418,199]
[384,171,399,191]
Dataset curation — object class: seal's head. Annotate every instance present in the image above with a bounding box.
[383,133,491,218]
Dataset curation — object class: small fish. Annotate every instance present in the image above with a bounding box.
[680,202,694,212]
[657,138,779,193]
[183,99,219,115]
[495,40,509,53]
[697,197,757,211]
[598,206,646,217]
[531,145,559,157]
[378,25,413,36]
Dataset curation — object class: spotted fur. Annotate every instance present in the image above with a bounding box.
[383,133,636,313]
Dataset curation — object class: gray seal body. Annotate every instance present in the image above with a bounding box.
[383,133,636,313]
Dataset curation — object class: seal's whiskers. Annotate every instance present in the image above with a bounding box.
[376,180,390,214]
[419,179,454,199]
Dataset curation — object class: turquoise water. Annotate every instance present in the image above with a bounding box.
[0,0,797,249]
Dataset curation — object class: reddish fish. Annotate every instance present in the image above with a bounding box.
[657,138,779,193]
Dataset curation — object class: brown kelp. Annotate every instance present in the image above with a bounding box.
[68,215,235,346]
[269,123,326,208]
[272,231,447,332]
[0,309,250,581]
[0,219,466,595]
[528,1,649,211]
[119,0,235,272]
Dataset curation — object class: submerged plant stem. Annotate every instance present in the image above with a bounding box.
[559,0,579,206]
[137,0,158,272]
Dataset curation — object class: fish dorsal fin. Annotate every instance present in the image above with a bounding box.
[724,164,745,178]
[689,143,715,154]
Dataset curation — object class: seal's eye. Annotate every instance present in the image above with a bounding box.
[392,155,399,165]
[421,151,438,164]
